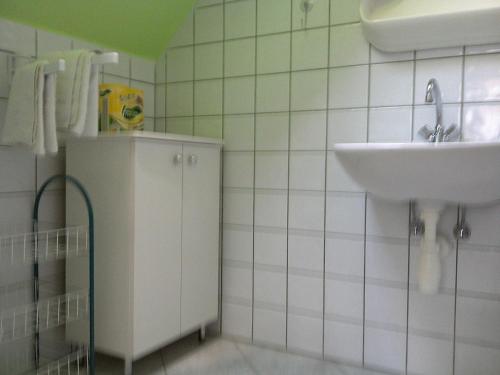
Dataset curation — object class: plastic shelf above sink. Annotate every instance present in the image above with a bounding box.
[361,0,500,52]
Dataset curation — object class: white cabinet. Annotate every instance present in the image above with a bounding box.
[65,132,221,373]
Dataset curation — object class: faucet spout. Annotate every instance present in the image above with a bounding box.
[425,78,443,133]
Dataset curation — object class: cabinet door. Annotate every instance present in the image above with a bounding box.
[181,144,220,332]
[133,140,183,355]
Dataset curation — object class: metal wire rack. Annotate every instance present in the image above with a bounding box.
[0,175,95,375]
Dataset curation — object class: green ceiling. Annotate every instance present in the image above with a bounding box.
[0,0,196,59]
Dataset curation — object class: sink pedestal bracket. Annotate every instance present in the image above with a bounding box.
[417,203,451,294]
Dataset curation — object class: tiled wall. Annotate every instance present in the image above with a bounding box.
[0,18,155,371]
[155,1,500,374]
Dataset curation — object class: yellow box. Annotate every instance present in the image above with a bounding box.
[99,83,144,131]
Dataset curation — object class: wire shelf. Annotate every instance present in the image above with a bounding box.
[31,346,89,375]
[0,290,88,344]
[0,226,88,267]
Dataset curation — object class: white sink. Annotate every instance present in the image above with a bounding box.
[334,141,500,295]
[361,0,500,52]
[333,141,500,206]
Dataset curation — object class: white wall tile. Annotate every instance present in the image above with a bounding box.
[324,320,363,365]
[462,103,500,141]
[407,335,453,375]
[103,52,130,78]
[255,190,288,228]
[292,0,329,29]
[254,269,286,306]
[456,297,500,346]
[458,248,500,295]
[290,111,327,150]
[455,343,500,375]
[223,226,253,263]
[257,0,291,35]
[288,232,324,272]
[329,65,369,109]
[325,279,363,320]
[328,108,368,147]
[289,191,324,231]
[0,148,35,193]
[366,284,407,328]
[257,34,291,74]
[291,28,329,70]
[195,5,224,43]
[255,113,289,150]
[194,79,223,115]
[223,152,254,188]
[366,239,408,283]
[370,61,414,107]
[222,302,252,339]
[366,197,409,239]
[326,192,365,234]
[330,23,369,67]
[37,31,72,55]
[291,69,328,111]
[256,73,290,112]
[225,38,256,77]
[223,188,254,225]
[0,19,36,56]
[253,309,286,348]
[368,106,413,143]
[364,327,407,374]
[195,42,223,80]
[224,76,255,114]
[223,265,253,300]
[225,0,256,39]
[166,82,194,116]
[167,47,193,82]
[287,314,323,356]
[325,235,364,278]
[156,54,166,83]
[330,0,360,25]
[289,274,323,313]
[255,151,288,189]
[131,56,155,82]
[0,53,10,98]
[155,84,166,117]
[464,53,500,102]
[408,291,455,335]
[254,229,287,267]
[370,46,413,64]
[223,114,255,151]
[166,117,193,135]
[289,151,325,191]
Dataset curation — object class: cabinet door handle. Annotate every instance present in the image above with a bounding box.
[188,154,198,165]
[173,153,183,165]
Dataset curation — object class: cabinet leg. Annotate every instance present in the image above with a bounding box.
[124,359,133,375]
[198,325,206,342]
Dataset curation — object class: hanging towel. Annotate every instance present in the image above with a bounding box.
[82,63,99,137]
[43,49,95,136]
[43,72,58,154]
[1,61,46,155]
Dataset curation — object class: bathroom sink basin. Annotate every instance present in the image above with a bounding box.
[333,141,500,205]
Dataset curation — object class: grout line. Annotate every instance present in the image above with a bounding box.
[284,0,293,352]
[250,0,258,344]
[452,206,460,375]
[405,50,417,375]
[362,44,373,367]
[322,7,333,360]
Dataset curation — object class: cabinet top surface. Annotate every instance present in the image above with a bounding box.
[67,131,223,146]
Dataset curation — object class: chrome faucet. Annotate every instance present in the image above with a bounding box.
[418,78,459,143]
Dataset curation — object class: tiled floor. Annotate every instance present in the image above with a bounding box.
[95,335,388,375]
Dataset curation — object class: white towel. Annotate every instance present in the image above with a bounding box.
[1,61,46,155]
[43,73,58,154]
[82,63,99,137]
[43,49,95,136]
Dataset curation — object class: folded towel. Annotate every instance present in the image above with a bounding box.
[43,73,58,154]
[1,61,46,155]
[82,63,99,137]
[43,49,95,136]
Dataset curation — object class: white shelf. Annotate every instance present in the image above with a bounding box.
[0,226,88,267]
[361,0,500,52]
